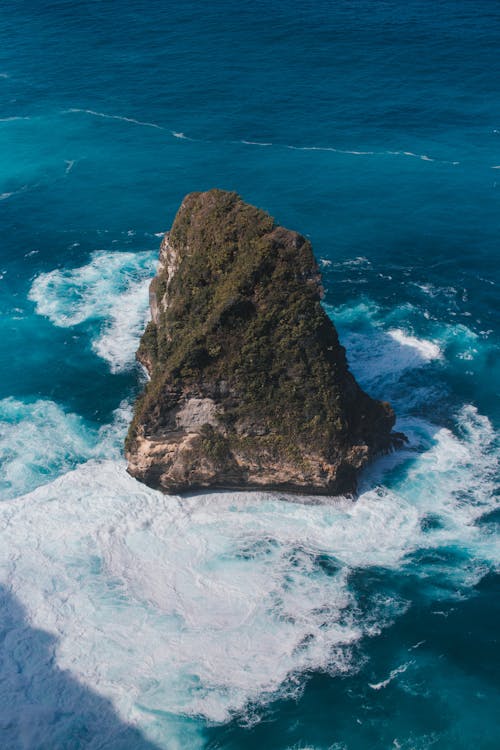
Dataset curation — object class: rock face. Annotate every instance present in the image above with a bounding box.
[126,189,399,495]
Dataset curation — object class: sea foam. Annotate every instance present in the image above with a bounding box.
[368,661,413,690]
[0,398,95,500]
[12,251,500,745]
[387,328,442,362]
[65,108,165,131]
[0,398,131,500]
[327,302,443,389]
[0,399,497,746]
[29,250,157,372]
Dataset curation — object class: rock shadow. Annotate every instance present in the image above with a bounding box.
[0,583,162,750]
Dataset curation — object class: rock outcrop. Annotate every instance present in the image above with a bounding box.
[126,189,399,495]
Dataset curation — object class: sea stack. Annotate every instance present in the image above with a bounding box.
[126,189,398,495]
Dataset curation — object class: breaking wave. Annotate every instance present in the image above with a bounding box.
[29,250,157,372]
[0,396,497,745]
[327,301,443,390]
[3,251,497,747]
[0,398,131,500]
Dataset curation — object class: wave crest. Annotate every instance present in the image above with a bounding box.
[29,250,157,372]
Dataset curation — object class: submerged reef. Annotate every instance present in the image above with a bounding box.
[126,189,399,495]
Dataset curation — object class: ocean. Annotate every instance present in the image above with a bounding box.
[0,1,498,748]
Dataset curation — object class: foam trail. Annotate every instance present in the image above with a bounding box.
[29,250,157,372]
[284,143,461,165]
[369,661,413,690]
[0,185,28,201]
[409,640,426,651]
[390,150,435,162]
[287,144,376,155]
[285,144,451,162]
[61,109,461,166]
[240,139,273,146]
[171,131,197,141]
[65,108,165,130]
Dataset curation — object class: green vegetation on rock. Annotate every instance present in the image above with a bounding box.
[126,189,397,494]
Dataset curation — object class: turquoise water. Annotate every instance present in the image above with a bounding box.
[0,1,498,748]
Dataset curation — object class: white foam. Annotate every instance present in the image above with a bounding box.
[386,150,437,162]
[0,398,94,500]
[10,250,500,744]
[328,304,443,387]
[29,250,157,372]
[66,121,196,142]
[387,329,442,362]
[92,276,154,371]
[0,116,31,122]
[409,640,426,650]
[333,256,371,269]
[96,400,134,455]
[287,144,376,155]
[0,399,497,745]
[241,139,273,146]
[0,398,131,500]
[0,185,28,201]
[65,108,164,130]
[369,661,413,690]
[284,144,456,164]
[172,131,196,141]
[398,151,434,162]
[58,111,460,168]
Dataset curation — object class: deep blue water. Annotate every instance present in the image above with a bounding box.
[0,1,498,748]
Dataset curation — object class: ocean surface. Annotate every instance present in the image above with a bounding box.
[0,1,499,748]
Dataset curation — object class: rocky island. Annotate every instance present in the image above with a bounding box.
[126,189,399,495]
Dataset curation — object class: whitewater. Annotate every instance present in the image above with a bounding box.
[1,1,499,747]
[0,247,496,749]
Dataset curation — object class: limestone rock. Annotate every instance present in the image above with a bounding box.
[126,189,400,495]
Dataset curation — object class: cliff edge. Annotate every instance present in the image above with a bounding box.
[126,189,398,495]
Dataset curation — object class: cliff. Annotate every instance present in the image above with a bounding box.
[125,189,399,495]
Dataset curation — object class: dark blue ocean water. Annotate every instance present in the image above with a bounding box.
[0,2,499,748]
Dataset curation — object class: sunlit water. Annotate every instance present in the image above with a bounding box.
[0,2,498,748]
